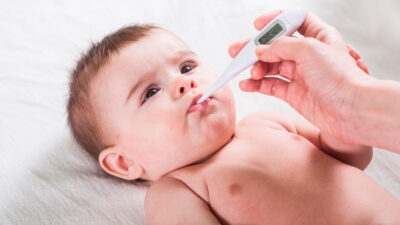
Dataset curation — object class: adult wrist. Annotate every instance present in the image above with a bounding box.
[347,75,400,151]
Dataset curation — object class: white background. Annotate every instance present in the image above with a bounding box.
[1,1,400,224]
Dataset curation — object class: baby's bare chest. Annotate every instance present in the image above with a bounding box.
[179,137,374,224]
[204,160,329,224]
[201,159,374,224]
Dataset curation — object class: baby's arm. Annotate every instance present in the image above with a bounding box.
[317,131,373,170]
[256,112,372,170]
[145,176,221,225]
[285,114,372,170]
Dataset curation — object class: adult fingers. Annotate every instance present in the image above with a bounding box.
[347,44,369,74]
[298,11,344,45]
[255,36,309,63]
[356,59,369,75]
[253,9,283,30]
[251,60,296,81]
[347,44,361,60]
[228,39,250,58]
[239,77,289,101]
[253,10,342,45]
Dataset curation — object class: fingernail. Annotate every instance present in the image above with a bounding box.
[256,45,269,54]
[255,46,264,57]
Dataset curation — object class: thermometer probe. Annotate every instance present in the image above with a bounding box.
[197,9,306,104]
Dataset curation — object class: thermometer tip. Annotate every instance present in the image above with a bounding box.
[196,95,208,104]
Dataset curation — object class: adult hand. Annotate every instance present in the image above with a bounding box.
[229,10,370,144]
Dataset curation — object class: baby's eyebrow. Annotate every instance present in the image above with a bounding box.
[169,50,197,63]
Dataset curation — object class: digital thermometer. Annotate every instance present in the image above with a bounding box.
[197,9,306,104]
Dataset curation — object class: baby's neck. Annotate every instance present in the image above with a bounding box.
[190,134,234,166]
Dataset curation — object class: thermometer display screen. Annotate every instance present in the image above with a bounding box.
[257,23,284,45]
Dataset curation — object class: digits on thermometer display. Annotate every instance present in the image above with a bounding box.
[196,9,306,104]
[257,23,284,45]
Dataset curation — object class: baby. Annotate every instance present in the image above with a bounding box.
[67,24,400,224]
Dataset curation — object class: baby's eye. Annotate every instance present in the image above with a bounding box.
[142,87,160,104]
[180,62,197,74]
[181,65,193,74]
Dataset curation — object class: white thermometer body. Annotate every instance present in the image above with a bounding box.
[197,9,306,104]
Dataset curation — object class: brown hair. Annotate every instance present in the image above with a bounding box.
[67,24,158,159]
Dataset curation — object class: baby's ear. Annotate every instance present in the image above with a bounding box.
[99,147,144,180]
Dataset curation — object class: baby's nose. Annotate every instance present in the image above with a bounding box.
[173,76,198,99]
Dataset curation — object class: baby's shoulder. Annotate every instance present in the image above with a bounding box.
[146,175,183,196]
[145,173,211,223]
[145,175,191,205]
[237,111,297,132]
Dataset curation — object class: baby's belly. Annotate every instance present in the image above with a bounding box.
[204,146,378,225]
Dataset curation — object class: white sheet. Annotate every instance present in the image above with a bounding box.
[1,1,400,224]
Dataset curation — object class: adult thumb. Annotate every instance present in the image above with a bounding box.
[255,36,304,63]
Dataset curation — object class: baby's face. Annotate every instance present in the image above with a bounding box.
[90,28,236,180]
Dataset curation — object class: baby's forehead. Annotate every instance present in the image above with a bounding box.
[116,29,194,63]
[134,28,190,51]
[91,27,195,88]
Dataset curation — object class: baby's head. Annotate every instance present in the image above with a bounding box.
[68,25,236,181]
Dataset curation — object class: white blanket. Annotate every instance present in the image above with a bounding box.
[1,1,400,224]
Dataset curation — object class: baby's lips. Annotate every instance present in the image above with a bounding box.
[192,94,202,106]
[187,94,211,113]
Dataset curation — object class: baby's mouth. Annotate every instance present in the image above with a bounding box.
[188,95,212,113]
